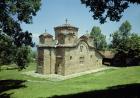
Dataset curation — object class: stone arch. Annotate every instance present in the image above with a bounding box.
[78,41,89,53]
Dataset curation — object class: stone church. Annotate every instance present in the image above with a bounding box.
[36,21,104,75]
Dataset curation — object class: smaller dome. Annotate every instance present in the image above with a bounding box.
[39,33,53,38]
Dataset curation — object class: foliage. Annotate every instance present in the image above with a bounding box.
[110,21,140,66]
[15,46,31,70]
[0,34,15,65]
[111,21,132,52]
[31,51,37,59]
[26,50,37,63]
[81,0,140,23]
[0,0,41,46]
[90,26,107,50]
[0,0,41,69]
[0,33,33,70]
[127,34,140,58]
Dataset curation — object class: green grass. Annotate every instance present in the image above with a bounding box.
[0,63,140,98]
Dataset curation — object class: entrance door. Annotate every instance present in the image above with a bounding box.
[55,58,63,75]
[55,63,62,75]
[57,64,62,75]
[55,58,64,75]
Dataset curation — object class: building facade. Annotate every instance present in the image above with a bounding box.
[36,22,103,75]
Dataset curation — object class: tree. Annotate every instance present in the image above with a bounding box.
[0,33,33,70]
[0,0,41,46]
[31,51,37,60]
[81,0,140,23]
[15,46,31,70]
[127,33,140,58]
[0,34,15,65]
[111,21,131,52]
[110,20,140,66]
[90,26,107,50]
[0,0,41,69]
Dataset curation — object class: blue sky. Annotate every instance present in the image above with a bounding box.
[21,0,140,44]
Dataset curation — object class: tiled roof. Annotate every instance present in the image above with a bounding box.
[54,23,78,30]
[39,33,53,38]
[99,51,115,58]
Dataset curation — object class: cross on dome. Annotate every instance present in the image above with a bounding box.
[65,18,68,24]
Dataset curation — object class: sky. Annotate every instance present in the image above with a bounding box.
[21,0,140,45]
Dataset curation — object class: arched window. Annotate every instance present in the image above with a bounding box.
[80,45,83,52]
[70,56,72,60]
[90,55,92,58]
[79,56,84,64]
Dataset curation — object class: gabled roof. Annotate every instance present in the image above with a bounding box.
[80,34,93,39]
[99,51,115,58]
[80,33,93,38]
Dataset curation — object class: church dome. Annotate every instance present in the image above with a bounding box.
[39,33,53,38]
[54,19,78,45]
[54,23,78,31]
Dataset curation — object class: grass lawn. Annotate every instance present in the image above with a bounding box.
[0,63,140,98]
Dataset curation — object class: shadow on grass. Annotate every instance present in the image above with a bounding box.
[0,79,26,98]
[48,83,140,98]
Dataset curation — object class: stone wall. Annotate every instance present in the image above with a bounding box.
[37,48,56,75]
[36,47,44,74]
[55,28,78,45]
[65,34,77,45]
[37,41,103,75]
[44,37,53,45]
[55,48,65,75]
[39,37,45,44]
[64,41,103,75]
[39,36,53,45]
[43,48,56,74]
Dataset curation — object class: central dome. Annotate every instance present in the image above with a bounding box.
[54,19,79,45]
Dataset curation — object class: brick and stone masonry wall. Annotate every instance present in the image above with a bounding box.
[64,41,103,75]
